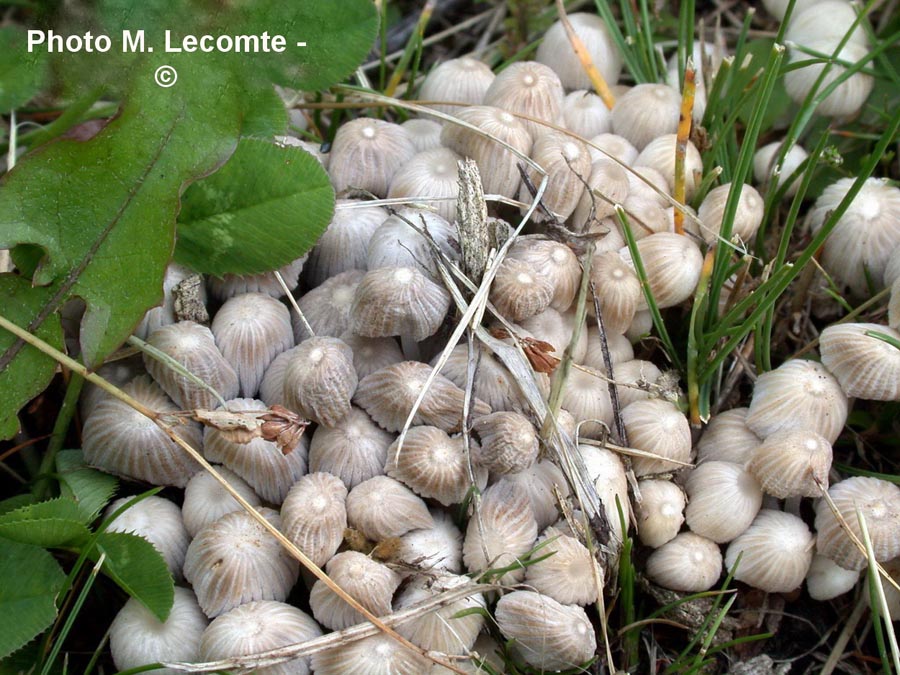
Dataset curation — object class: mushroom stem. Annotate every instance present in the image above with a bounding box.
[400,333,421,361]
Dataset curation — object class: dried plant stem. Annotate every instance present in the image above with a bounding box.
[0,312,467,675]
[274,270,314,337]
[673,61,696,235]
[554,0,616,109]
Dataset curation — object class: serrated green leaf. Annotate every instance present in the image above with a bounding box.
[0,26,48,112]
[0,497,91,547]
[176,138,334,276]
[0,494,35,517]
[0,539,66,660]
[56,450,118,521]
[0,276,64,440]
[95,531,173,622]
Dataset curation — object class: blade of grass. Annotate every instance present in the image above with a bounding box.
[859,508,900,673]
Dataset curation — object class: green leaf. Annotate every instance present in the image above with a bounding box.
[95,531,173,622]
[0,276,64,440]
[176,138,334,276]
[0,497,90,547]
[0,494,35,517]
[0,26,48,112]
[56,450,118,522]
[0,539,66,660]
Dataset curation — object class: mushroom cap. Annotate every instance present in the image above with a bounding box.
[814,476,900,570]
[346,475,434,540]
[611,83,681,150]
[394,574,486,654]
[207,257,305,302]
[472,411,540,475]
[135,263,206,340]
[341,333,405,381]
[144,321,239,410]
[753,141,809,198]
[507,237,582,312]
[433,342,530,413]
[820,323,900,401]
[366,208,458,281]
[518,307,588,362]
[183,507,299,618]
[695,182,765,246]
[619,232,704,309]
[635,479,686,548]
[613,359,663,407]
[523,526,602,605]
[646,532,723,592]
[418,56,496,116]
[490,257,555,322]
[503,459,570,531]
[806,553,861,600]
[309,551,401,630]
[724,509,815,593]
[623,399,692,476]
[784,1,869,48]
[203,398,308,505]
[521,130,591,221]
[350,266,451,342]
[572,158,631,230]
[579,444,630,543]
[634,134,703,199]
[182,467,262,538]
[748,429,833,498]
[282,336,357,427]
[696,407,761,466]
[198,600,322,675]
[281,472,348,568]
[580,326,634,370]
[386,426,487,506]
[293,269,364,342]
[588,132,638,166]
[402,118,443,153]
[560,366,614,439]
[590,251,641,334]
[211,293,294,399]
[387,148,462,223]
[685,461,763,543]
[308,405,394,489]
[785,40,873,117]
[82,375,202,487]
[311,632,431,675]
[482,61,565,138]
[495,590,596,671]
[110,587,208,675]
[746,359,848,443]
[328,117,416,196]
[105,496,189,581]
[393,508,463,575]
[563,90,612,139]
[536,12,623,89]
[304,200,387,288]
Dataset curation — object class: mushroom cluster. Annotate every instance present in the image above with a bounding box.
[80,5,900,673]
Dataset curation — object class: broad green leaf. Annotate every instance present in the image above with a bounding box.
[0,276,64,440]
[0,494,35,517]
[0,26,48,112]
[176,138,334,276]
[0,58,244,440]
[0,497,90,547]
[95,531,173,622]
[56,450,118,522]
[0,539,66,660]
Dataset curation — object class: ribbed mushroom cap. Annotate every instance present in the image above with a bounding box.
[524,526,602,605]
[806,178,900,295]
[611,84,681,150]
[623,399,692,476]
[258,345,297,408]
[685,461,762,543]
[746,359,848,443]
[341,333,405,381]
[785,40,872,117]
[785,1,869,47]
[521,130,591,221]
[355,360,491,433]
[635,479,686,548]
[184,507,299,618]
[182,467,261,538]
[401,118,443,152]
[619,232,704,309]
[508,237,581,312]
[328,117,416,196]
[472,411,539,475]
[105,496,189,581]
[806,553,861,601]
[724,510,815,593]
[579,444,630,544]
[309,551,401,630]
[387,148,461,223]
[536,12,623,89]
[294,269,364,341]
[483,61,565,138]
[207,257,306,302]
[211,293,294,398]
[590,251,641,334]
[646,532,723,592]
[495,590,596,671]
[393,508,463,575]
[695,182,764,246]
[518,307,587,362]
[203,398,308,505]
[282,336,357,427]
[350,266,450,341]
[304,200,387,288]
[572,158,630,229]
[634,134,703,199]
[198,600,322,675]
[311,633,431,675]
[110,587,208,675]
[753,141,809,198]
[696,407,761,466]
[560,366,614,439]
[144,321,239,410]
[620,193,671,241]
[394,574,486,654]
[433,342,530,413]
[502,459,570,531]
[614,359,663,407]
[490,257,555,323]
[814,476,900,570]
[82,375,202,487]
[386,427,487,506]
[366,209,458,281]
[563,90,612,138]
[346,475,434,541]
[580,327,634,371]
[418,56,496,116]
[463,479,538,584]
[440,105,533,199]
[308,406,393,489]
[281,472,347,568]
[748,429,833,498]
[589,132,638,166]
[820,323,900,401]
